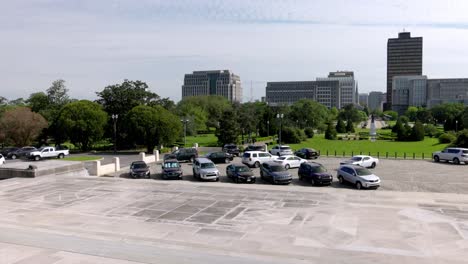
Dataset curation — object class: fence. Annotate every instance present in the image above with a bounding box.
[318,150,433,160]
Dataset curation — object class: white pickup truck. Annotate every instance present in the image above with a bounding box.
[29,147,69,161]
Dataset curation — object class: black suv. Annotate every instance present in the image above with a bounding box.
[206,151,234,164]
[161,159,183,180]
[222,144,240,156]
[164,148,198,162]
[295,148,320,159]
[298,162,332,185]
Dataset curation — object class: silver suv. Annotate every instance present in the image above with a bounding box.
[433,147,468,164]
[192,158,220,181]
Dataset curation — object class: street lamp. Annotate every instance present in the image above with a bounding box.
[181,119,189,147]
[267,120,270,137]
[111,114,118,154]
[276,113,284,146]
[456,120,458,133]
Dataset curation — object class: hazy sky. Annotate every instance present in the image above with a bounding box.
[2,0,468,102]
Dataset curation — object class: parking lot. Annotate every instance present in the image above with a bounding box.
[117,156,468,195]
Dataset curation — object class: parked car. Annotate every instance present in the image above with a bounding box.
[0,154,5,165]
[164,148,198,162]
[205,151,234,164]
[433,147,468,164]
[270,145,293,156]
[298,162,333,185]
[260,162,292,185]
[340,155,379,168]
[244,145,266,152]
[28,146,70,161]
[0,147,19,157]
[129,161,150,179]
[226,164,256,183]
[161,159,183,180]
[294,148,320,159]
[192,158,220,181]
[337,164,380,189]
[7,146,37,159]
[274,155,307,169]
[222,144,240,156]
[242,151,277,168]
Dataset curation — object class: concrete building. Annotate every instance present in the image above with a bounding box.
[387,32,423,110]
[182,70,242,102]
[392,75,428,114]
[265,71,357,109]
[359,93,369,106]
[427,78,468,108]
[368,91,385,111]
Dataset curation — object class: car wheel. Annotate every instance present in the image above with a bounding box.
[434,155,440,162]
[338,175,344,184]
[356,182,362,190]
[254,161,260,168]
[58,153,64,159]
[190,156,195,163]
[234,177,239,183]
[34,156,40,161]
[453,158,460,165]
[225,158,230,163]
[11,155,17,160]
[260,171,265,180]
[285,164,290,170]
[192,170,196,178]
[298,174,303,181]
[310,179,316,185]
[370,162,376,168]
[215,177,220,182]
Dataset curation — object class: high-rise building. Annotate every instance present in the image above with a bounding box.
[368,91,385,111]
[392,75,428,114]
[386,32,423,110]
[265,71,357,109]
[359,93,369,106]
[182,70,242,102]
[427,78,468,108]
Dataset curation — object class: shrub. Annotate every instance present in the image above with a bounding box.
[410,121,425,141]
[452,129,468,148]
[335,118,346,133]
[346,120,355,133]
[424,124,439,137]
[281,127,302,144]
[325,123,337,140]
[304,127,314,138]
[439,133,456,144]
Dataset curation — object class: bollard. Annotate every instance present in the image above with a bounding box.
[360,151,362,155]
[394,152,397,159]
[413,153,415,159]
[334,150,336,156]
[113,157,120,174]
[139,152,146,162]
[377,152,379,158]
[351,151,354,156]
[326,150,329,156]
[404,153,406,159]
[343,151,345,157]
[154,150,160,162]
[386,152,388,158]
[422,153,424,159]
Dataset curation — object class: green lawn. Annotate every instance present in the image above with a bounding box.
[62,156,102,161]
[183,134,219,147]
[289,134,448,159]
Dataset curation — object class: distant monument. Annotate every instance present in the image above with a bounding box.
[370,114,377,142]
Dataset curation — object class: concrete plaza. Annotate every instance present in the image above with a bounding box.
[1,159,468,263]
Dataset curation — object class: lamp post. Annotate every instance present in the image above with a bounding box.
[456,120,458,133]
[277,113,284,146]
[111,114,118,154]
[181,119,189,147]
[267,120,270,137]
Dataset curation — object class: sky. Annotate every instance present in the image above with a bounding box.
[2,0,468,103]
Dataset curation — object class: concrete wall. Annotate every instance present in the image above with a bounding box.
[139,150,159,164]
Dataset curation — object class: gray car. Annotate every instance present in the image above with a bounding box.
[260,161,292,185]
[337,164,380,189]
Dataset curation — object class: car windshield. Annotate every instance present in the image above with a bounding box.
[355,168,372,176]
[351,157,362,161]
[310,166,326,173]
[132,163,147,169]
[236,166,250,172]
[37,147,45,151]
[164,162,179,168]
[280,147,291,150]
[277,157,286,160]
[225,145,236,149]
[270,165,286,172]
[201,163,215,169]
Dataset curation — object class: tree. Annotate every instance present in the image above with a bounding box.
[325,123,337,140]
[216,109,240,146]
[393,117,407,141]
[56,100,108,151]
[8,98,26,106]
[281,127,304,144]
[335,118,346,133]
[405,106,418,122]
[177,95,231,132]
[0,107,48,146]
[47,80,71,106]
[338,104,361,123]
[383,110,398,120]
[346,120,355,133]
[290,99,330,129]
[453,129,468,148]
[126,105,182,153]
[410,121,425,141]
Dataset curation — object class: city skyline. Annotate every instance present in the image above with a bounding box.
[2,1,468,102]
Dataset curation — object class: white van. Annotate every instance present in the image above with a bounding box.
[242,151,277,168]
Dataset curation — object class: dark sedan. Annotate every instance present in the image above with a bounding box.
[205,151,234,164]
[298,162,333,185]
[129,161,150,179]
[294,148,320,159]
[7,146,37,159]
[1,147,19,157]
[260,162,292,185]
[226,164,256,183]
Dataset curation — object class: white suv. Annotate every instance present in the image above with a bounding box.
[270,145,293,156]
[242,151,277,168]
[433,148,468,164]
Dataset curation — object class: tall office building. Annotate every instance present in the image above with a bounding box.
[265,71,357,109]
[359,93,369,106]
[368,91,385,111]
[427,78,468,108]
[392,75,428,114]
[386,32,423,110]
[182,70,242,102]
